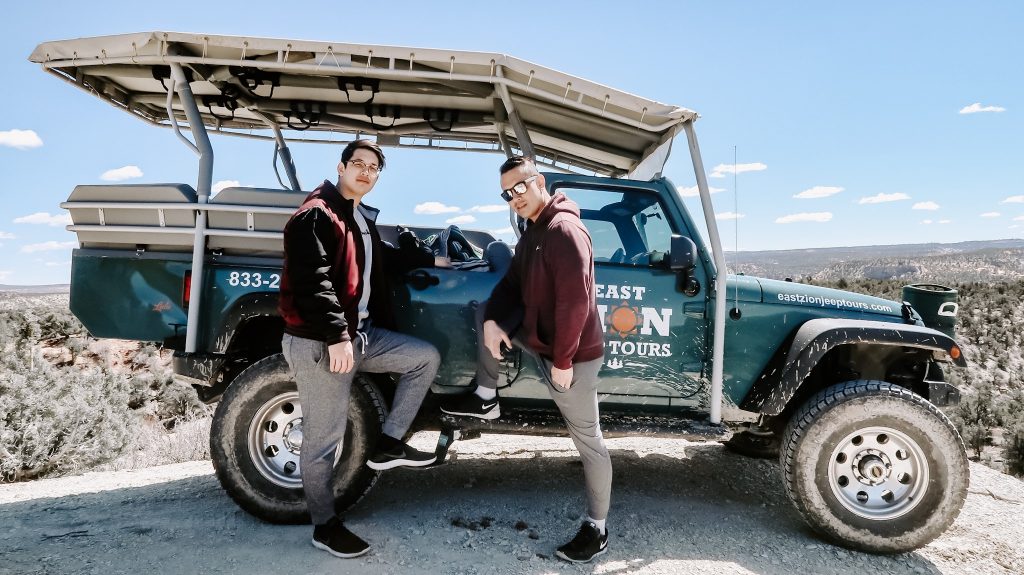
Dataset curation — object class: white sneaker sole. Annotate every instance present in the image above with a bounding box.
[555,544,607,563]
[365,455,437,471]
[439,405,501,420]
[312,538,370,559]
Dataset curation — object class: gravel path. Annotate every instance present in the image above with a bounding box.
[1,434,1022,575]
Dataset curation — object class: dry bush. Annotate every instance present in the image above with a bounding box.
[1,297,212,481]
[97,415,212,472]
[0,347,136,481]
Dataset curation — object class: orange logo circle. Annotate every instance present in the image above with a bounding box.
[607,301,639,338]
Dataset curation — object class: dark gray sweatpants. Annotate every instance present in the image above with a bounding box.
[282,326,440,524]
[474,304,612,520]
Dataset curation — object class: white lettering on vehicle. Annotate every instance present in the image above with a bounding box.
[595,283,646,301]
[775,292,894,313]
[227,270,281,290]
[596,283,674,367]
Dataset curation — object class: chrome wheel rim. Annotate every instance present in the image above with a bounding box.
[827,426,929,520]
[248,391,304,488]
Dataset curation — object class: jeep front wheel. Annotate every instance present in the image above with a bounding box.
[210,354,386,523]
[781,380,969,554]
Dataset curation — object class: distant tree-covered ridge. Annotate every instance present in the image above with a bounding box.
[731,240,1024,284]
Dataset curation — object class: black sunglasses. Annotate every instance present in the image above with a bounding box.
[500,175,538,202]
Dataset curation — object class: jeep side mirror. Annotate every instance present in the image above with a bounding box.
[669,235,701,296]
[669,235,697,271]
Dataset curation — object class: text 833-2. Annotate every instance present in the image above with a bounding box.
[226,271,281,289]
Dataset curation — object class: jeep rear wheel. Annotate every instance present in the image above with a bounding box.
[781,380,969,554]
[210,354,386,523]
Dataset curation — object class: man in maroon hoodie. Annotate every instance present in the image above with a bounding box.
[279,140,444,559]
[442,156,611,563]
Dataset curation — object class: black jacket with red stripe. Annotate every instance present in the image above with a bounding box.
[278,180,433,344]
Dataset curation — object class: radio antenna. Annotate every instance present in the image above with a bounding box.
[733,145,740,310]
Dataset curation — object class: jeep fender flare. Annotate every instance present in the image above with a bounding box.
[741,318,966,417]
[212,292,282,353]
[175,292,282,390]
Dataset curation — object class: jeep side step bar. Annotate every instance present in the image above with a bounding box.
[428,411,730,466]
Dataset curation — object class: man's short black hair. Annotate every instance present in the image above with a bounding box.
[499,155,536,175]
[341,139,386,171]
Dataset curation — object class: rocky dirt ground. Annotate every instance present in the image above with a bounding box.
[1,434,1022,575]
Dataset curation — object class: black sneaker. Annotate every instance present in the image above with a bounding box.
[312,517,370,558]
[366,442,437,470]
[555,521,608,563]
[440,392,500,420]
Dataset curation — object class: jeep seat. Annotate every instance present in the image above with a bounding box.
[484,240,513,274]
[65,183,198,252]
[206,186,307,255]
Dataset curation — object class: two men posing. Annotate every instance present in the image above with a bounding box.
[279,140,612,563]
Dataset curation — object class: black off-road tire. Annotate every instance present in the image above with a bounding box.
[210,354,386,524]
[781,380,969,554]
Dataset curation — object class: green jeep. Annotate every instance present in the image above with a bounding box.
[31,32,968,554]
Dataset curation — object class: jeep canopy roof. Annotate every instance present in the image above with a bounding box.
[30,32,697,178]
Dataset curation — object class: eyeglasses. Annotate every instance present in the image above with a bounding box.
[347,159,382,176]
[500,175,538,202]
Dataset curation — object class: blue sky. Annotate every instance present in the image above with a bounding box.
[1,1,1021,285]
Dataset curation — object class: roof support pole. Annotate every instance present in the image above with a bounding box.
[493,65,535,159]
[170,62,214,354]
[251,110,302,191]
[682,120,724,425]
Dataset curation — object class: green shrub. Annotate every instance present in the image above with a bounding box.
[1003,414,1024,478]
[952,383,997,459]
[1,299,213,480]
[0,347,135,481]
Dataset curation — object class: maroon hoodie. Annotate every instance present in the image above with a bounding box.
[485,192,604,369]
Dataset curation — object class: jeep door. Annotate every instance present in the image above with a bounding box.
[498,174,711,413]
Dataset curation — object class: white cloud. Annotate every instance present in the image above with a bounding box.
[0,271,11,282]
[677,185,727,197]
[709,162,767,179]
[0,231,14,240]
[44,261,71,267]
[981,212,1001,218]
[921,219,933,225]
[13,212,73,227]
[101,165,144,181]
[794,186,843,199]
[775,212,833,224]
[938,219,952,224]
[715,212,745,220]
[0,129,43,150]
[469,205,507,213]
[446,215,476,225]
[959,102,1006,114]
[489,226,515,235]
[414,201,461,215]
[1014,215,1024,221]
[912,201,940,210]
[1002,195,1024,204]
[213,180,241,194]
[859,193,910,204]
[21,240,77,253]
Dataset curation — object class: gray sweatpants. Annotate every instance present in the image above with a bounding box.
[474,304,612,520]
[282,325,440,524]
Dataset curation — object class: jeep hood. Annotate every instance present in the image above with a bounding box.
[756,278,902,318]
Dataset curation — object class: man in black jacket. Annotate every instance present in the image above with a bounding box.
[279,139,444,558]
